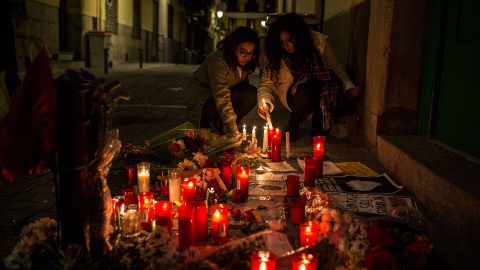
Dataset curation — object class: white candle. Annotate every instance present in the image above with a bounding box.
[138,170,150,193]
[243,125,247,139]
[286,131,290,159]
[263,126,268,153]
[252,126,256,139]
[168,169,181,203]
[263,99,272,127]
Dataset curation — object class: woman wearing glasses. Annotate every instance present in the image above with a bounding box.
[257,13,359,141]
[185,26,260,134]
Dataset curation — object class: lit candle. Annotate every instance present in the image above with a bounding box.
[256,166,265,174]
[291,253,318,270]
[303,156,316,187]
[271,129,281,162]
[252,126,256,139]
[193,201,208,240]
[211,204,229,244]
[154,201,173,234]
[121,204,140,237]
[236,166,250,198]
[313,136,325,178]
[286,131,290,159]
[290,198,305,224]
[250,251,277,270]
[300,221,319,247]
[168,168,181,203]
[177,205,195,250]
[243,124,247,139]
[138,192,154,231]
[181,178,196,205]
[263,126,268,153]
[137,162,150,193]
[122,188,135,205]
[262,99,272,127]
[219,159,233,190]
[267,126,275,158]
[205,187,215,215]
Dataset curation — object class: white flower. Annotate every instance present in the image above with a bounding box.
[175,139,185,150]
[193,152,207,168]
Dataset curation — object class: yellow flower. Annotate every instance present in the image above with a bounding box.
[178,158,197,170]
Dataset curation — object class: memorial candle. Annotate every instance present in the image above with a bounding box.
[137,162,150,193]
[290,198,305,224]
[271,129,281,162]
[262,126,268,153]
[168,169,181,203]
[250,251,277,270]
[122,188,135,205]
[177,205,195,250]
[236,166,250,198]
[193,201,208,240]
[138,192,154,231]
[252,126,256,139]
[124,166,137,189]
[243,125,247,139]
[313,136,325,178]
[303,156,316,187]
[291,253,318,270]
[286,175,300,197]
[219,160,233,190]
[154,201,172,234]
[267,126,275,158]
[211,204,228,244]
[286,132,290,159]
[181,178,196,205]
[300,221,319,247]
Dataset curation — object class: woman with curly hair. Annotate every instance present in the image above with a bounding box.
[257,13,359,141]
[185,26,260,135]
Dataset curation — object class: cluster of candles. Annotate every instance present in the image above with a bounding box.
[250,251,318,270]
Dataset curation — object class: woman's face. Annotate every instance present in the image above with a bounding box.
[280,31,295,53]
[234,42,256,66]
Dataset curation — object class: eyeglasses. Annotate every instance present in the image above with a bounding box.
[237,49,256,58]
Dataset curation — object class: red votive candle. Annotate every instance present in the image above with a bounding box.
[290,198,306,224]
[267,126,275,158]
[271,129,282,162]
[154,201,173,234]
[177,205,195,250]
[220,159,233,190]
[236,166,250,198]
[192,201,208,240]
[181,178,196,205]
[300,221,319,247]
[250,251,277,270]
[123,188,135,204]
[138,192,154,231]
[287,175,300,197]
[124,166,137,189]
[291,253,318,270]
[303,156,316,187]
[211,204,228,245]
[313,136,325,178]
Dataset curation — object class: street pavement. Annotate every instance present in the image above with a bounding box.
[0,62,478,269]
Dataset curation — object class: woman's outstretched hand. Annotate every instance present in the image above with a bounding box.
[345,87,360,99]
[258,104,271,120]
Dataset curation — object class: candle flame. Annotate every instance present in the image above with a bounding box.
[214,210,220,217]
[188,181,194,188]
[144,198,148,204]
[260,262,267,270]
[262,98,266,106]
[316,143,321,148]
[264,126,267,130]
[242,170,246,175]
[163,203,168,210]
[276,128,279,133]
[210,187,214,191]
[300,264,306,270]
[306,226,311,232]
[244,125,246,128]
[120,204,125,214]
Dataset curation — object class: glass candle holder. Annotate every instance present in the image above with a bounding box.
[290,198,306,224]
[211,204,228,245]
[177,205,195,250]
[300,221,319,247]
[313,136,325,178]
[219,159,233,190]
[271,129,282,162]
[291,253,318,270]
[303,156,316,187]
[124,166,137,189]
[123,188,135,204]
[137,162,150,193]
[267,126,275,158]
[154,201,173,234]
[168,168,181,203]
[250,251,277,270]
[236,166,250,198]
[192,201,208,240]
[286,175,300,197]
[181,178,196,205]
[138,192,154,231]
[121,204,140,237]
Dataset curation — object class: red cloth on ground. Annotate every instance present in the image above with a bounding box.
[0,46,57,182]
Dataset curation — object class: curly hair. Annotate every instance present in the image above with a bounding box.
[216,26,260,73]
[264,13,317,80]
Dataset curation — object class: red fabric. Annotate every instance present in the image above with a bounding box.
[0,46,57,182]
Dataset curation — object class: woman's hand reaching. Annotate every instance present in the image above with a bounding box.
[258,103,271,120]
[345,87,359,99]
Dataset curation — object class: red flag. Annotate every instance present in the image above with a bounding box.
[0,46,56,182]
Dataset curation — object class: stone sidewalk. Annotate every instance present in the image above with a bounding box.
[0,63,478,269]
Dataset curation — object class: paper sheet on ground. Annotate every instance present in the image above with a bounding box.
[264,161,297,172]
[297,159,343,175]
[326,192,417,215]
[316,173,403,194]
[265,230,294,257]
[334,162,380,176]
[249,179,287,196]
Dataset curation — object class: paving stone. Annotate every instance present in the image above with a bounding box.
[9,191,37,201]
[29,193,55,203]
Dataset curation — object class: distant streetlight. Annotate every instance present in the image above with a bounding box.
[261,20,266,27]
[217,11,223,19]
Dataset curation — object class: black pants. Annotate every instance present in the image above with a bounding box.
[286,80,325,137]
[200,82,257,129]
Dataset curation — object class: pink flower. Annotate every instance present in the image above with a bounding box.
[185,130,195,138]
